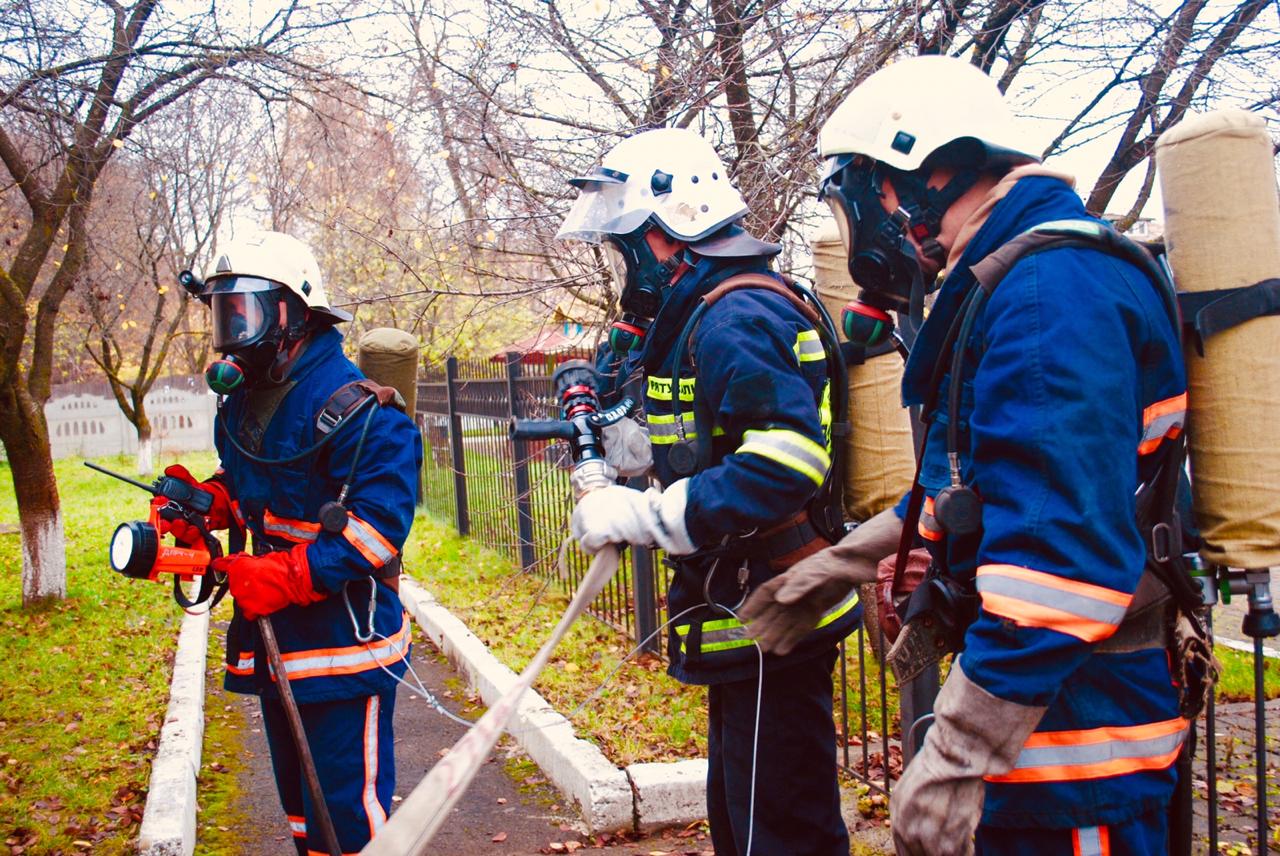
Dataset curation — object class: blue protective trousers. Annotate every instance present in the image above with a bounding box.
[976,807,1167,855]
[706,647,849,856]
[260,691,396,856]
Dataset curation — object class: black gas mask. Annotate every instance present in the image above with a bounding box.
[819,154,977,348]
[203,276,310,394]
[603,223,686,355]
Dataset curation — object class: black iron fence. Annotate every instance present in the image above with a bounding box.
[418,353,668,652]
[416,353,1276,852]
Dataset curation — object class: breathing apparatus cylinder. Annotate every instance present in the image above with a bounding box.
[812,221,916,523]
[357,327,420,417]
[1156,109,1280,569]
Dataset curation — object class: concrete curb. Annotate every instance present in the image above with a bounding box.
[138,609,210,856]
[399,576,707,833]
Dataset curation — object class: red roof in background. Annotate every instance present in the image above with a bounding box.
[490,325,598,363]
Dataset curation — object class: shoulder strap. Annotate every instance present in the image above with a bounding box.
[316,379,406,436]
[969,219,1179,331]
[701,272,823,327]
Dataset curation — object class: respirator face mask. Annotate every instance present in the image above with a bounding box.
[204,276,290,394]
[819,155,928,312]
[603,224,683,355]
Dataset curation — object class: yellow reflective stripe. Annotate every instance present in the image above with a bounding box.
[648,412,697,444]
[815,588,859,628]
[818,380,833,451]
[737,428,830,486]
[647,376,695,402]
[674,589,858,654]
[794,329,824,362]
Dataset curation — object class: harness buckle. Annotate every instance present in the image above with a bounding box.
[1150,521,1173,564]
[316,407,342,436]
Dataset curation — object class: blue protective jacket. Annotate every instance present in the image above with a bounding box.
[633,256,861,685]
[896,177,1188,828]
[215,327,422,704]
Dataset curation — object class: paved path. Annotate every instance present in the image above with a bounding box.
[1211,568,1280,658]
[217,636,716,855]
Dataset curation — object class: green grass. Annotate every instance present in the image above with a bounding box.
[0,450,218,854]
[403,512,709,764]
[1215,644,1280,702]
[192,609,251,855]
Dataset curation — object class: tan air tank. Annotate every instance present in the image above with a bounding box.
[357,327,420,418]
[811,222,915,523]
[1156,109,1280,569]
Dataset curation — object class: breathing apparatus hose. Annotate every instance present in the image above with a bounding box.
[215,392,377,466]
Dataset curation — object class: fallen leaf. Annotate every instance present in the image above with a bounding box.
[491,831,507,843]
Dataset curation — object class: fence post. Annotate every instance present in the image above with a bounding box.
[628,475,660,653]
[506,353,536,572]
[445,356,469,536]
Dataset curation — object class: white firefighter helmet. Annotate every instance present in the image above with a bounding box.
[557,128,748,244]
[206,231,351,323]
[818,55,1035,172]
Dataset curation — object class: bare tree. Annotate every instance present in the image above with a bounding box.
[0,0,360,605]
[80,91,247,475]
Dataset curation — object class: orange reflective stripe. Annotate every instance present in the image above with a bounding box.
[978,565,1132,607]
[287,815,306,838]
[263,509,321,543]
[919,496,943,542]
[1138,392,1186,455]
[230,500,245,528]
[271,616,411,681]
[976,564,1132,642]
[342,513,398,568]
[986,717,1187,784]
[226,652,255,676]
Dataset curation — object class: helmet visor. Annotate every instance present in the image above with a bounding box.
[826,196,854,256]
[601,242,629,296]
[210,289,278,352]
[557,181,652,243]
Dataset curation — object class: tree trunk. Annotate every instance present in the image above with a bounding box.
[0,378,66,605]
[136,413,153,476]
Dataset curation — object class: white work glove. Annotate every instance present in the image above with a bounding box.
[890,661,1046,856]
[741,508,902,655]
[602,417,653,478]
[571,479,696,556]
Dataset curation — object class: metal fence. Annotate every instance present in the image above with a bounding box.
[415,353,1276,853]
[417,353,668,652]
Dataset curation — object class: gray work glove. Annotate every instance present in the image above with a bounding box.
[890,661,1046,856]
[740,508,902,655]
[602,418,652,478]
[571,479,696,556]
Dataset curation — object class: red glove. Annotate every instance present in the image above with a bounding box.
[212,544,325,621]
[151,464,236,545]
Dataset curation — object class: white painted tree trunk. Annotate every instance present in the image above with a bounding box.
[137,437,154,477]
[22,508,67,603]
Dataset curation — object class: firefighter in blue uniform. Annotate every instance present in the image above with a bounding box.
[563,128,860,856]
[742,57,1190,855]
[159,232,421,855]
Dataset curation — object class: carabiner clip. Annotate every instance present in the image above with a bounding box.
[343,577,378,643]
